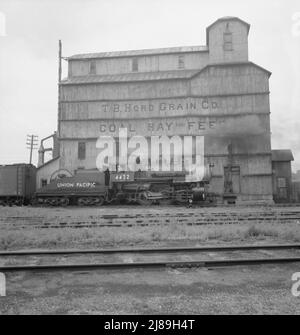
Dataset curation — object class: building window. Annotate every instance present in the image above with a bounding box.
[132,57,138,72]
[223,23,233,51]
[223,32,233,51]
[277,177,287,188]
[89,60,96,75]
[41,179,47,188]
[178,55,185,69]
[78,142,86,160]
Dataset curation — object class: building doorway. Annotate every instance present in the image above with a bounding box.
[224,166,240,194]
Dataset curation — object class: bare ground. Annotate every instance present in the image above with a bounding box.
[0,263,299,314]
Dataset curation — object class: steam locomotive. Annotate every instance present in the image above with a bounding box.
[35,170,212,206]
[0,164,213,207]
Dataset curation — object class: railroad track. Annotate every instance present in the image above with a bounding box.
[1,243,300,272]
[1,210,300,229]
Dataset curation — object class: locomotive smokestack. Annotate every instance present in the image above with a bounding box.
[38,142,45,167]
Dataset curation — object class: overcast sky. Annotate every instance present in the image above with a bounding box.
[0,0,299,170]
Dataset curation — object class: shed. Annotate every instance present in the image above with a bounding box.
[272,150,294,202]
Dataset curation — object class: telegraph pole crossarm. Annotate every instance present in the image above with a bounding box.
[26,134,38,165]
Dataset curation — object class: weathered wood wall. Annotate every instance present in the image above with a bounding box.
[69,52,209,76]
[57,17,273,202]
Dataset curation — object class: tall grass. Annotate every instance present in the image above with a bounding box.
[1,221,300,250]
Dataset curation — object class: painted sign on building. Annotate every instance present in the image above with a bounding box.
[100,98,218,114]
[99,117,225,134]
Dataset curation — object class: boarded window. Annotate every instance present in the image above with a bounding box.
[223,32,233,51]
[277,177,287,188]
[89,60,96,75]
[178,55,185,69]
[132,58,138,72]
[78,142,86,160]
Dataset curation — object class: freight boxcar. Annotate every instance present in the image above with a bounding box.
[0,164,36,206]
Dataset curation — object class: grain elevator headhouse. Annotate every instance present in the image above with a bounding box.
[58,16,273,204]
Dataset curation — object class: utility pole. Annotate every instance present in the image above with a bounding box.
[57,40,62,138]
[26,135,38,165]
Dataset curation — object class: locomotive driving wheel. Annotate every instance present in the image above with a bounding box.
[136,191,153,206]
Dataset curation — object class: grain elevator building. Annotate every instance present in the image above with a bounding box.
[43,16,274,204]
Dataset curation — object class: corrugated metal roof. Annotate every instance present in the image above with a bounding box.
[60,62,271,85]
[60,69,200,85]
[272,150,294,162]
[207,61,272,77]
[67,45,208,60]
